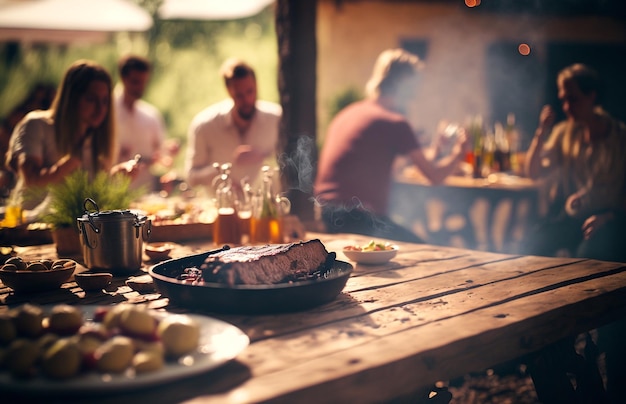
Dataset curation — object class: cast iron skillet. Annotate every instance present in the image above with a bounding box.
[149,246,353,314]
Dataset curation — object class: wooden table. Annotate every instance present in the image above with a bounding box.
[390,172,547,254]
[2,232,626,403]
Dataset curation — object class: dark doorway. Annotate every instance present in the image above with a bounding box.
[545,42,626,124]
[485,41,544,149]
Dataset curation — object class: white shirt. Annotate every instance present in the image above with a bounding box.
[114,89,166,192]
[8,110,96,210]
[185,99,281,188]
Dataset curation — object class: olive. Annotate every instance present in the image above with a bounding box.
[40,259,54,270]
[4,257,26,270]
[26,262,48,272]
[53,259,76,269]
[1,263,17,271]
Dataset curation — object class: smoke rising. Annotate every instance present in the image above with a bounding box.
[278,135,315,194]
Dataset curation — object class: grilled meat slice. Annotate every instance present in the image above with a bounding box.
[199,239,333,285]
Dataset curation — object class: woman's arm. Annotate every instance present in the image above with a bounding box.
[17,152,82,188]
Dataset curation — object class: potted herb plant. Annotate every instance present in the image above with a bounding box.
[43,170,139,257]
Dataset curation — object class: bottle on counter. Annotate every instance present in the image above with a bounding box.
[494,119,511,173]
[468,115,484,178]
[481,128,495,177]
[504,113,520,173]
[237,180,253,244]
[250,166,290,244]
[212,163,241,246]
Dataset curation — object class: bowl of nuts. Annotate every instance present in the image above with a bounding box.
[0,257,77,293]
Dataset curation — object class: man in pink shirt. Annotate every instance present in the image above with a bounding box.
[315,48,467,242]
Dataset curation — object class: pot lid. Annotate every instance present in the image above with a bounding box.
[79,199,147,222]
[82,209,141,221]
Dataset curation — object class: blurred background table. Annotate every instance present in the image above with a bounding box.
[390,170,548,254]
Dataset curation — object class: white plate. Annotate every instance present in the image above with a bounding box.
[342,245,399,265]
[0,305,249,395]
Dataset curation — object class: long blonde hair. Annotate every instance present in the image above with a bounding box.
[50,59,115,172]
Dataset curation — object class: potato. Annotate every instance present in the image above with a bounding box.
[132,350,164,373]
[41,338,81,379]
[118,306,157,338]
[157,315,200,358]
[5,338,39,378]
[0,313,16,344]
[47,305,84,335]
[95,335,134,373]
[12,304,44,338]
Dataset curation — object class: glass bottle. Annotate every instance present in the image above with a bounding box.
[212,163,241,245]
[482,128,495,177]
[237,180,253,243]
[250,166,283,244]
[494,120,511,172]
[505,113,520,173]
[469,115,484,178]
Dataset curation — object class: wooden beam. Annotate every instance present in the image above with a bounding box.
[275,0,318,222]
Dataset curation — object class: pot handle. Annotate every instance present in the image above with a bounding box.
[134,217,152,240]
[142,219,152,241]
[83,198,100,235]
[78,219,98,249]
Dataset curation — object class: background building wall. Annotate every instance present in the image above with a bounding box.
[316,0,626,148]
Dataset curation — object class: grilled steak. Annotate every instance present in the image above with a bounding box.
[199,239,334,285]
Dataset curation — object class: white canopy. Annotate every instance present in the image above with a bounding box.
[158,0,275,21]
[0,0,153,44]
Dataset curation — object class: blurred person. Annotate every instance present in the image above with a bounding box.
[114,55,167,193]
[524,63,626,262]
[6,59,138,212]
[524,63,626,403]
[314,48,468,243]
[0,83,56,198]
[185,58,281,190]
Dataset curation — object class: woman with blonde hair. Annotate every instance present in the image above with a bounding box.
[6,59,136,211]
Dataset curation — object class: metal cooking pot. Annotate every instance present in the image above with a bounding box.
[77,198,151,273]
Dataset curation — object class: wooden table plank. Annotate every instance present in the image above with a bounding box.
[2,233,626,403]
[189,269,626,403]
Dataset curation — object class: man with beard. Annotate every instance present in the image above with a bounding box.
[185,58,281,189]
[114,55,167,192]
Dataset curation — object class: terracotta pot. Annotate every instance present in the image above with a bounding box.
[51,226,82,258]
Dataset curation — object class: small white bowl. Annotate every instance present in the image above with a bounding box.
[342,245,398,265]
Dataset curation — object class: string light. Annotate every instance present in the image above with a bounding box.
[518,43,531,56]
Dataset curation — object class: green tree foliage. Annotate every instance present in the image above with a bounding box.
[0,3,278,174]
